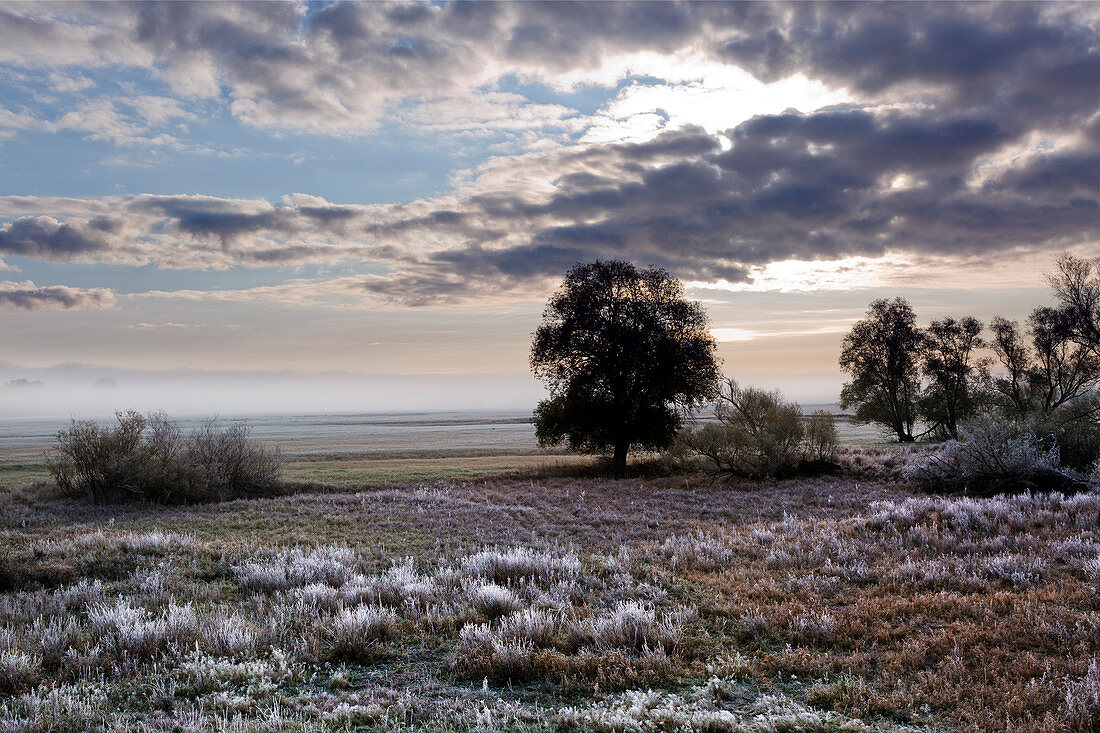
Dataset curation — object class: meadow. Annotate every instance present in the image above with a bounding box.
[0,414,1096,732]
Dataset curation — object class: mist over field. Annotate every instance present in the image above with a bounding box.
[0,363,547,419]
[0,362,852,420]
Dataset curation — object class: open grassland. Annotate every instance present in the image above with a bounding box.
[0,410,886,492]
[1,460,1098,732]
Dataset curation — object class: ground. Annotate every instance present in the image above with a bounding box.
[0,444,1097,731]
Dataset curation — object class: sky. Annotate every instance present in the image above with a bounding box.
[0,1,1097,418]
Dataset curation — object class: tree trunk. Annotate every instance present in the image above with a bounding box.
[612,441,629,474]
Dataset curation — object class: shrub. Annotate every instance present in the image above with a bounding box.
[803,410,839,462]
[1033,408,1100,473]
[680,380,842,478]
[48,411,283,503]
[904,416,1084,495]
[679,379,805,478]
[47,411,149,503]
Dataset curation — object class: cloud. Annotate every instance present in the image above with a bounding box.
[0,280,115,310]
[0,3,1095,304]
[711,325,851,342]
[0,2,1093,137]
[1,98,1096,301]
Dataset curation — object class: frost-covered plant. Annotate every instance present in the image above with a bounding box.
[232,545,357,591]
[88,598,199,660]
[454,623,538,682]
[1065,659,1100,733]
[0,649,39,695]
[1082,555,1100,584]
[7,683,107,730]
[202,613,256,657]
[295,583,341,612]
[786,609,837,644]
[582,601,692,653]
[329,606,396,660]
[179,649,292,695]
[461,547,580,586]
[557,677,879,732]
[904,417,1077,494]
[29,616,83,670]
[658,532,734,570]
[498,608,560,647]
[984,552,1046,587]
[468,583,522,619]
[350,559,435,609]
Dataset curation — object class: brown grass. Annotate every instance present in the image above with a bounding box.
[0,452,1096,731]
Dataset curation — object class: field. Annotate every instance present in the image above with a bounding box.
[0,414,1096,732]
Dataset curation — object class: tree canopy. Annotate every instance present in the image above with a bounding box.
[839,298,922,442]
[530,260,720,473]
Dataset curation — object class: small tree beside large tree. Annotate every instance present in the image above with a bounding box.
[919,316,987,439]
[530,260,720,473]
[839,298,923,442]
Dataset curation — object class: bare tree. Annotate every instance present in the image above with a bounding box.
[680,378,805,478]
[1046,254,1100,358]
[988,316,1033,417]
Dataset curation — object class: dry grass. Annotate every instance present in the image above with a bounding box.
[0,448,1096,731]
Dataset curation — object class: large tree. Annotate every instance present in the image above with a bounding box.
[530,260,720,473]
[839,298,922,442]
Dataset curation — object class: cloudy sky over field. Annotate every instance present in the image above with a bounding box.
[0,1,1097,415]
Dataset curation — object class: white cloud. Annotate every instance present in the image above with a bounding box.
[46,71,95,93]
[572,54,851,143]
[711,325,852,342]
[690,256,912,293]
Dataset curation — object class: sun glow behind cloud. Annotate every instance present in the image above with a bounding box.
[574,53,852,144]
[710,325,853,343]
[690,255,913,294]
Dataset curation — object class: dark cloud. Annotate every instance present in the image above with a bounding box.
[0,281,115,310]
[0,216,112,259]
[5,2,1093,133]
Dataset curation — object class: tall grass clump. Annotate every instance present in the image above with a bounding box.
[48,411,283,503]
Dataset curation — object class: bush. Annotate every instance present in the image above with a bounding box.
[678,380,803,478]
[1031,404,1100,473]
[679,380,839,478]
[48,411,283,503]
[804,410,839,462]
[904,416,1085,495]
